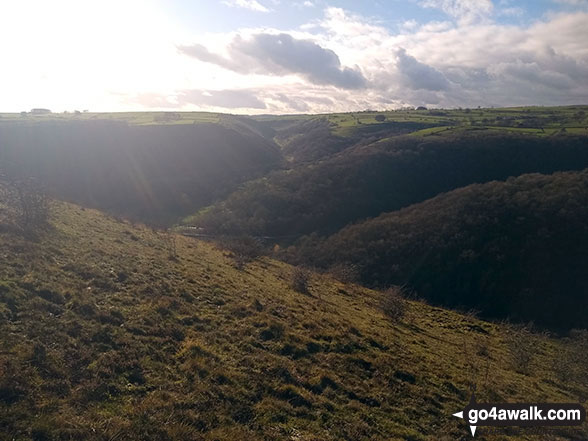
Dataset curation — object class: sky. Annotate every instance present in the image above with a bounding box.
[1,0,587,114]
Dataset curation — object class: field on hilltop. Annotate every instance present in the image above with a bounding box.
[0,111,223,126]
[0,200,586,440]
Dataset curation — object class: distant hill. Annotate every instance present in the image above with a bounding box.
[0,120,282,226]
[0,200,586,440]
[289,170,588,330]
[188,133,588,238]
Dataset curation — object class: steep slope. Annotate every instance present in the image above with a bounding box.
[289,170,588,330]
[187,133,588,237]
[0,201,586,440]
[0,120,282,226]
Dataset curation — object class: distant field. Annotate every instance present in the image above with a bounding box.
[2,105,587,136]
[322,105,588,137]
[0,111,222,126]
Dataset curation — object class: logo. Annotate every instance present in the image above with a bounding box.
[453,394,586,437]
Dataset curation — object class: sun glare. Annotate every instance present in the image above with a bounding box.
[0,0,206,111]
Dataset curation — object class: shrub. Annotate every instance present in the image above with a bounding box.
[328,263,360,284]
[218,235,264,268]
[475,339,491,358]
[290,267,310,294]
[161,231,178,260]
[260,323,284,341]
[381,287,407,322]
[508,326,536,374]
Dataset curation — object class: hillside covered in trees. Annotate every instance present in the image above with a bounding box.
[287,170,588,330]
[188,133,588,238]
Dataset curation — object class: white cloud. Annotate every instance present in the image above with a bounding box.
[179,89,267,109]
[222,0,270,13]
[179,32,367,89]
[499,7,524,17]
[419,0,494,24]
[169,7,588,112]
[2,1,586,113]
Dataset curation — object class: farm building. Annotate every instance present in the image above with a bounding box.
[30,108,51,114]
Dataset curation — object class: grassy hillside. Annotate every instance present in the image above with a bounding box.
[0,119,282,226]
[288,170,588,330]
[186,133,588,237]
[0,200,586,440]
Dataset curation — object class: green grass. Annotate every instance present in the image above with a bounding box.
[0,111,223,126]
[0,201,586,440]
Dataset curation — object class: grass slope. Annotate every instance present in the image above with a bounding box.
[0,202,586,440]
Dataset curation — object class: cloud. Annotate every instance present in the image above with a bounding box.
[271,94,311,112]
[222,0,269,13]
[179,33,367,89]
[499,7,524,17]
[132,93,178,108]
[400,19,419,31]
[177,44,238,71]
[419,0,494,24]
[395,48,450,91]
[316,8,588,108]
[172,7,588,113]
[179,89,267,109]
[489,61,574,90]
